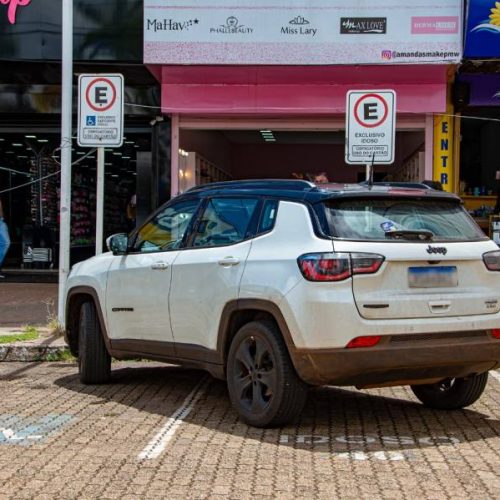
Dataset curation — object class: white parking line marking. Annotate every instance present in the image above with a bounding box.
[138,376,210,461]
[490,370,500,383]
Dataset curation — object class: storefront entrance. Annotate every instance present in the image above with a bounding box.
[174,118,426,195]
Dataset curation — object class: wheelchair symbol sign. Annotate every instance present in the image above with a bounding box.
[86,116,96,126]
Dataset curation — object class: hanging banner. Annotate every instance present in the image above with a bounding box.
[464,0,500,58]
[144,0,463,65]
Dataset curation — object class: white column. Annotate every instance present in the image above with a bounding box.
[58,0,73,327]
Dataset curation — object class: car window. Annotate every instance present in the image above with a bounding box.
[192,198,259,248]
[320,198,487,242]
[257,199,279,234]
[134,199,200,253]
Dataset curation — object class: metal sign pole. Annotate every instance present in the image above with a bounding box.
[96,147,105,255]
[58,0,73,327]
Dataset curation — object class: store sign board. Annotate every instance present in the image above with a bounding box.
[464,0,500,58]
[78,74,124,148]
[143,0,462,65]
[345,90,396,165]
[1,0,31,25]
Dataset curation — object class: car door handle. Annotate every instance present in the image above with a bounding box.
[218,257,240,267]
[151,262,169,270]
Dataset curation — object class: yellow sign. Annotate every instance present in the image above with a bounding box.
[433,103,454,193]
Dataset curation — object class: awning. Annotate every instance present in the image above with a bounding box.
[150,64,449,115]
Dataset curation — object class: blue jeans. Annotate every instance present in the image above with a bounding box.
[0,219,10,268]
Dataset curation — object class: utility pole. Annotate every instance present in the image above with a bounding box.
[58,0,73,326]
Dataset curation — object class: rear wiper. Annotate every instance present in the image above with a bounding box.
[384,230,434,241]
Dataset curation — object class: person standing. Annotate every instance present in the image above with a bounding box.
[0,197,10,278]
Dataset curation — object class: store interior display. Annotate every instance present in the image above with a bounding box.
[0,132,148,268]
[71,169,95,246]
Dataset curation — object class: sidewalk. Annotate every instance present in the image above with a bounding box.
[0,282,58,327]
[0,283,69,361]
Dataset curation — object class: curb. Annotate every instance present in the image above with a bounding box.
[0,345,72,362]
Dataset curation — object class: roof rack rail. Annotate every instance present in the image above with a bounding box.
[358,181,434,190]
[185,179,315,193]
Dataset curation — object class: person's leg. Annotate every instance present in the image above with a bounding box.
[0,220,11,272]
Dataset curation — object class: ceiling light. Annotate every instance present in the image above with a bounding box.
[76,152,85,155]
[113,152,122,156]
[105,162,113,166]
[0,138,5,142]
[37,139,49,143]
[122,156,131,160]
[260,129,276,142]
[12,143,23,147]
[25,135,37,139]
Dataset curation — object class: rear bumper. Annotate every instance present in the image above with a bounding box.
[290,331,500,387]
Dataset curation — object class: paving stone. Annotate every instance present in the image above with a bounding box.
[0,362,499,498]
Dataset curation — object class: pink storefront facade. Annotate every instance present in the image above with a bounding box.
[144,1,462,195]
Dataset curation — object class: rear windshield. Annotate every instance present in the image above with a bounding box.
[319,198,487,242]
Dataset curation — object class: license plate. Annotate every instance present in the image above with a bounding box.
[408,266,458,288]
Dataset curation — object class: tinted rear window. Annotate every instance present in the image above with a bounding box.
[320,198,487,242]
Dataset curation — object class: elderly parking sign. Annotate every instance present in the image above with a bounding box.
[78,74,124,148]
[345,90,396,165]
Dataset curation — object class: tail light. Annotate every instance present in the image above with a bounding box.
[346,336,382,348]
[483,250,500,271]
[297,252,384,282]
[492,329,500,339]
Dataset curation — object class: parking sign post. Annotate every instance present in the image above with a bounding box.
[78,74,124,255]
[345,90,396,181]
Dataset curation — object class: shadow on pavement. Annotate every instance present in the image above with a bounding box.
[54,363,500,455]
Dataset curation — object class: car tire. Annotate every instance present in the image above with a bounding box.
[78,301,111,384]
[410,372,488,410]
[226,320,308,427]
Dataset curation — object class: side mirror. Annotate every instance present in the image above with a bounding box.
[106,233,129,255]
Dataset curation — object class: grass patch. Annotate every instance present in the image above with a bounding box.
[0,329,39,344]
[44,350,75,362]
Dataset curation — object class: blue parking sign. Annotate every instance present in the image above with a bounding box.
[86,115,96,126]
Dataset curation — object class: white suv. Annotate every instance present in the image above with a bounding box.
[65,180,500,427]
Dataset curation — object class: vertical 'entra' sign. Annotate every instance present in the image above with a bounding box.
[1,0,31,25]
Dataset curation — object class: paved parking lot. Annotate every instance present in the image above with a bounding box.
[0,361,499,499]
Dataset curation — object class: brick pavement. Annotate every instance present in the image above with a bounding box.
[0,361,499,499]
